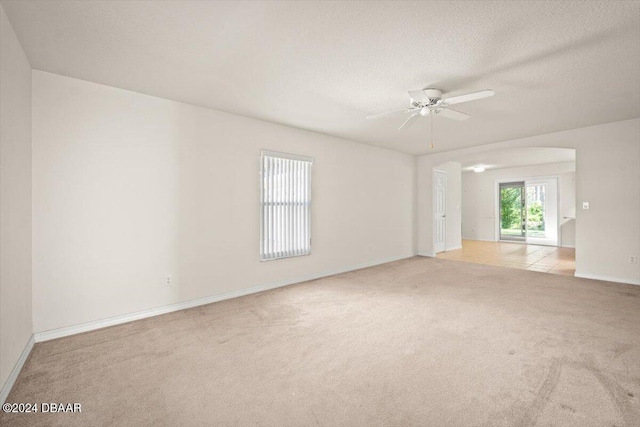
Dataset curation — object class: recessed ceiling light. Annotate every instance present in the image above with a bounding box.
[473,166,485,173]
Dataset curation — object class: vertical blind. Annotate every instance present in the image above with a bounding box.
[260,150,313,261]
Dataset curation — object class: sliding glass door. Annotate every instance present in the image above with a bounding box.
[499,182,526,241]
[525,183,546,238]
[498,179,559,245]
[525,179,558,246]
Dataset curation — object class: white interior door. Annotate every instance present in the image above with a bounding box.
[434,170,446,254]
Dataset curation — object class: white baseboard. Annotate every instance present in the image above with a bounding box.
[419,246,463,255]
[1,334,34,405]
[574,272,640,286]
[560,244,575,248]
[34,253,414,343]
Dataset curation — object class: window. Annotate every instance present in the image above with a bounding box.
[260,150,313,261]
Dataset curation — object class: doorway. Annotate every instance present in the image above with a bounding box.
[498,178,558,246]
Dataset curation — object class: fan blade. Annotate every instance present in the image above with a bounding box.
[366,108,414,120]
[443,89,494,105]
[398,112,420,130]
[408,90,429,103]
[438,108,470,121]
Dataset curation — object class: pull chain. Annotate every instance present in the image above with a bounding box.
[430,113,434,150]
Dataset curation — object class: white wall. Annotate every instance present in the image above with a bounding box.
[418,119,640,285]
[0,5,32,390]
[461,162,575,243]
[32,71,416,333]
[434,162,462,251]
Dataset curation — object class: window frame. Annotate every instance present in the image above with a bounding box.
[259,150,313,261]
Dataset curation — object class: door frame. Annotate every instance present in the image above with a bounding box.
[493,175,560,245]
[433,169,447,254]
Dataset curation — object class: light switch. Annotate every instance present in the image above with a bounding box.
[582,202,590,210]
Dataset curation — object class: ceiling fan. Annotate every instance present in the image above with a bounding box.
[367,88,495,129]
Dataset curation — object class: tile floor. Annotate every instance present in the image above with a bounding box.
[436,240,576,276]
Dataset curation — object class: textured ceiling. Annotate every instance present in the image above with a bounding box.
[3,1,639,155]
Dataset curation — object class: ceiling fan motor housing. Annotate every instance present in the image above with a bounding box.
[411,88,443,108]
[423,88,442,101]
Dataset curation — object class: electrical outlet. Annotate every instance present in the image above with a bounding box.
[631,256,638,264]
[582,202,590,210]
[165,275,172,287]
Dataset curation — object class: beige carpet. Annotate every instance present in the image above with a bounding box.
[2,257,639,426]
